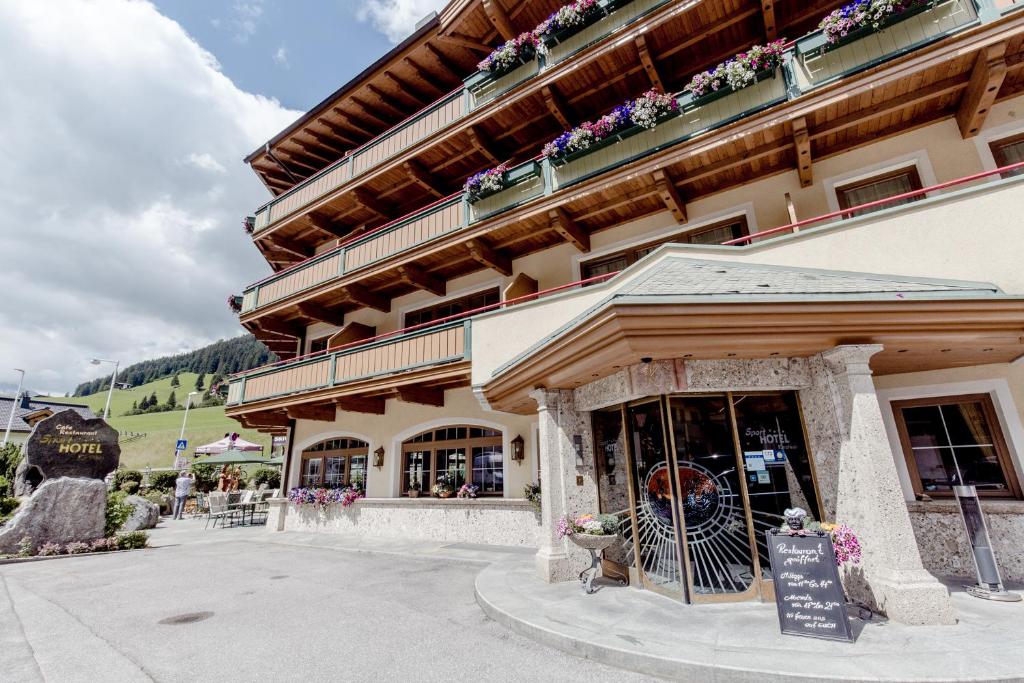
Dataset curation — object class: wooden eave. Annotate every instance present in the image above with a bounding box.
[478,299,1024,414]
[240,15,1024,332]
[248,0,849,256]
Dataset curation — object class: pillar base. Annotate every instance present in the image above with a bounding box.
[864,567,957,625]
[535,546,571,583]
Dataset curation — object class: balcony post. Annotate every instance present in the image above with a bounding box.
[782,48,801,101]
[237,376,247,405]
[328,353,337,386]
[974,0,1001,22]
[542,157,554,196]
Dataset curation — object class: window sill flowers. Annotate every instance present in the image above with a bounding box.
[819,0,932,46]
[477,32,540,76]
[227,294,243,314]
[456,483,479,499]
[464,162,509,202]
[288,486,364,509]
[541,89,678,161]
[684,39,786,99]
[536,0,601,46]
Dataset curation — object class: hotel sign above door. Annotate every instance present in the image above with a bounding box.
[766,530,854,642]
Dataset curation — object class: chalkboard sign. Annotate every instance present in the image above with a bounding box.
[766,530,854,642]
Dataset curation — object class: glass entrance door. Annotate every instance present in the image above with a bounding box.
[622,391,821,603]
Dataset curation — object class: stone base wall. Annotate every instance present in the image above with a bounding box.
[909,500,1024,583]
[277,498,542,547]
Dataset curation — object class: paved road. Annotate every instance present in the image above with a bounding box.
[0,523,656,682]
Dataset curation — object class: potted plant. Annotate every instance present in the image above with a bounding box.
[556,512,623,593]
[431,472,456,498]
[523,482,541,512]
[475,32,540,79]
[408,480,422,498]
[456,483,479,499]
[681,40,786,110]
[807,0,935,57]
[535,0,603,48]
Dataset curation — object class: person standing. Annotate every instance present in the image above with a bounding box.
[173,471,194,520]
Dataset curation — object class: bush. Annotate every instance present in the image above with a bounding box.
[90,537,118,552]
[250,467,280,489]
[105,492,132,536]
[190,464,218,493]
[37,542,63,556]
[0,496,20,525]
[116,531,149,550]
[65,541,90,554]
[112,469,142,490]
[147,470,178,491]
[119,480,139,495]
[17,536,32,557]
[0,443,21,496]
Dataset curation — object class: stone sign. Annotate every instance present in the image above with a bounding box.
[14,409,120,495]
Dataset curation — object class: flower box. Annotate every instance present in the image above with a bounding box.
[800,0,936,59]
[472,43,538,85]
[568,532,618,551]
[548,109,679,166]
[466,160,541,203]
[680,67,778,111]
[538,2,608,47]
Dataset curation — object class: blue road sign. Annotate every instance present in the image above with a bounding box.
[176,439,188,451]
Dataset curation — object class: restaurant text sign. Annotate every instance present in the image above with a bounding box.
[766,531,854,642]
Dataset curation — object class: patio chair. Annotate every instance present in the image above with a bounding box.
[204,492,236,529]
[191,492,208,518]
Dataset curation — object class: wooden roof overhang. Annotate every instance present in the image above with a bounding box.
[249,0,850,265]
[479,298,1024,414]
[225,360,472,433]
[246,0,568,196]
[241,13,1024,345]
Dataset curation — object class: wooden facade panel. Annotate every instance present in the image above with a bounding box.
[547,0,668,65]
[470,60,540,108]
[352,95,465,176]
[255,252,341,307]
[344,201,462,271]
[244,358,331,402]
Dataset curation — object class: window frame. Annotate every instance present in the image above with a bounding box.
[402,287,501,328]
[579,217,750,281]
[299,438,370,489]
[989,131,1024,178]
[308,336,331,354]
[891,393,1022,500]
[834,165,924,216]
[399,425,504,497]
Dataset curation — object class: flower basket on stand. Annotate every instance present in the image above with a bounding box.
[558,513,625,594]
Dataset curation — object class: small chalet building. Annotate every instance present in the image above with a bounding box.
[0,396,96,445]
[225,0,1024,625]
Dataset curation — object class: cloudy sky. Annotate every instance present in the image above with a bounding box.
[0,0,445,395]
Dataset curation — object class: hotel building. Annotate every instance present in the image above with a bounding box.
[226,0,1024,624]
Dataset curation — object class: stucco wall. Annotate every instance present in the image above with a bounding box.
[278,497,541,547]
[288,387,537,499]
[909,500,1024,583]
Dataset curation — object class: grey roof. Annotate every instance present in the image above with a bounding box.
[0,397,95,434]
[614,257,1001,300]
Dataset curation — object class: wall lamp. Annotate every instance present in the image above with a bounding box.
[511,434,525,464]
[373,447,385,469]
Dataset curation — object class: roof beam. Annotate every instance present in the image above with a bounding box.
[344,283,390,312]
[957,42,1007,139]
[349,99,392,129]
[397,386,445,407]
[542,85,573,129]
[275,151,319,174]
[761,0,777,40]
[466,237,512,276]
[366,84,412,118]
[792,116,813,188]
[482,0,516,41]
[352,187,391,219]
[403,160,447,198]
[287,403,337,422]
[292,141,336,165]
[261,234,313,259]
[331,107,377,138]
[467,125,501,165]
[438,33,493,54]
[306,213,350,239]
[303,131,348,155]
[635,35,664,92]
[255,318,303,339]
[315,117,359,147]
[335,397,386,414]
[549,208,589,252]
[398,263,446,296]
[244,411,290,428]
[425,44,463,80]
[297,302,344,326]
[328,322,376,348]
[401,58,448,95]
[382,71,432,104]
[652,169,687,223]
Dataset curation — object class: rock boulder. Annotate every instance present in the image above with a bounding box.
[121,495,160,531]
[0,478,107,554]
[14,410,120,496]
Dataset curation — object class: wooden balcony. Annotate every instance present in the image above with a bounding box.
[242,6,1024,359]
[226,321,471,422]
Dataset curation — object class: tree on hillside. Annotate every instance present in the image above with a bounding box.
[148,391,158,408]
[195,373,205,392]
[130,400,137,413]
[138,395,149,411]
[167,391,177,409]
[170,373,180,388]
[209,372,224,393]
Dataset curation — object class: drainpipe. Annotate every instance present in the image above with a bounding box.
[281,418,297,493]
[264,143,299,184]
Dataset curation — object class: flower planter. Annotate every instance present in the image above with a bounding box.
[408,490,420,498]
[538,5,607,47]
[467,160,541,203]
[436,491,453,499]
[568,532,619,551]
[473,44,538,84]
[547,110,680,166]
[800,1,937,59]
[680,67,778,112]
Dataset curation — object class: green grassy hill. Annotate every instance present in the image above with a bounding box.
[54,373,271,470]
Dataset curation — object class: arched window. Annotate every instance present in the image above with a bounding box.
[400,425,503,496]
[300,437,369,489]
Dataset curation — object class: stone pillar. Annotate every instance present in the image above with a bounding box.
[529,389,599,583]
[806,345,955,625]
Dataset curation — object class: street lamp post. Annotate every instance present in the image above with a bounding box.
[90,358,119,420]
[178,391,200,443]
[2,369,26,447]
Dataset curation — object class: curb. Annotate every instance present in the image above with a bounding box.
[0,547,153,566]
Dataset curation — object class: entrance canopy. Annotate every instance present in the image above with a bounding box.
[194,436,263,454]
[195,449,273,466]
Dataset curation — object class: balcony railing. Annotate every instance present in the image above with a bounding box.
[251,0,676,235]
[241,0,994,314]
[227,320,470,406]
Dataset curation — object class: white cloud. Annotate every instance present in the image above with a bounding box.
[230,0,264,42]
[272,45,289,69]
[356,0,446,43]
[0,0,301,394]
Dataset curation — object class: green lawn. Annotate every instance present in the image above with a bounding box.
[55,374,272,470]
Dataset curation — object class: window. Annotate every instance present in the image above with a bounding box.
[400,425,503,496]
[309,336,330,354]
[990,132,1024,178]
[835,166,923,217]
[404,288,500,327]
[892,394,1021,499]
[300,437,370,489]
[580,217,749,280]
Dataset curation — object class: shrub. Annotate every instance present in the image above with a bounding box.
[0,496,20,524]
[90,537,118,552]
[250,467,280,489]
[105,492,133,536]
[119,480,139,495]
[148,470,178,491]
[0,443,22,495]
[65,541,90,554]
[17,536,33,557]
[190,464,218,493]
[112,469,143,490]
[37,542,63,556]
[116,531,149,550]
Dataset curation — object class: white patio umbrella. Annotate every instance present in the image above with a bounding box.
[194,435,264,455]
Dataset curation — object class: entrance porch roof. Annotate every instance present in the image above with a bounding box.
[477,255,1024,414]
